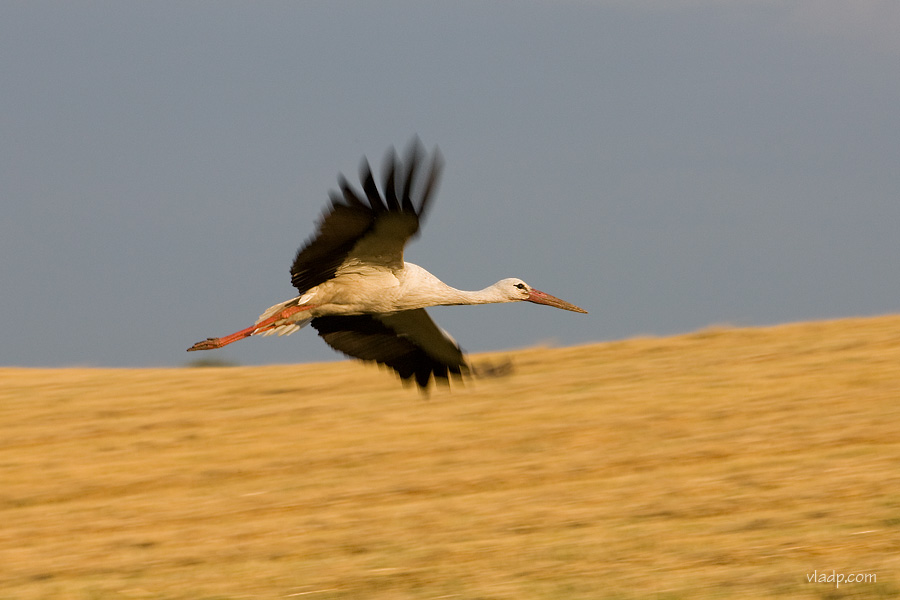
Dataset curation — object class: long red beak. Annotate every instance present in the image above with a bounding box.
[527,289,588,313]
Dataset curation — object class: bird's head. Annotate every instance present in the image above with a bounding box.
[496,278,588,313]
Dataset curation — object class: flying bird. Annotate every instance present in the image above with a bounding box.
[188,140,587,388]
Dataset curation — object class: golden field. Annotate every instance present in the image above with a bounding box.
[2,316,900,599]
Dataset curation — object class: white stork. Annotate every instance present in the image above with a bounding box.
[188,140,587,388]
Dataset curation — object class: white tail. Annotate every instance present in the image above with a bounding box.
[253,296,313,337]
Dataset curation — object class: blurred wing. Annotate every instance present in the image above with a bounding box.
[290,139,443,295]
[310,309,468,389]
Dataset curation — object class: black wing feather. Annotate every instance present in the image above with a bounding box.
[381,149,401,212]
[360,162,385,213]
[311,313,469,389]
[400,142,421,213]
[290,139,442,295]
[338,174,367,209]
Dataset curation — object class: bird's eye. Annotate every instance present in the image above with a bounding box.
[515,283,526,290]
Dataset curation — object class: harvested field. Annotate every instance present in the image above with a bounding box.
[2,316,900,599]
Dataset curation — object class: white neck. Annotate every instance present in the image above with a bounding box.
[402,264,513,308]
[434,284,510,306]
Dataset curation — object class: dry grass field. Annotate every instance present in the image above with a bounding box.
[2,315,900,599]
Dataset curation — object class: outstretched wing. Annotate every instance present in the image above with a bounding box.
[290,139,443,296]
[310,309,469,389]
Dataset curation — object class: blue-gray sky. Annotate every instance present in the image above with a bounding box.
[3,1,899,367]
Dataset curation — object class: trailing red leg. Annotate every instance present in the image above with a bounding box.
[187,304,314,352]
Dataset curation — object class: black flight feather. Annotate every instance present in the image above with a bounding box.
[290,138,443,295]
[311,313,468,389]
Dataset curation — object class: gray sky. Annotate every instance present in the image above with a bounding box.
[3,1,899,368]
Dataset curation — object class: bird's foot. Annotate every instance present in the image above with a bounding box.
[187,337,223,352]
